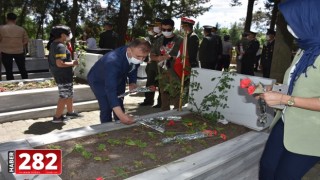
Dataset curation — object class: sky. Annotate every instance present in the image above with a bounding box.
[173,0,265,29]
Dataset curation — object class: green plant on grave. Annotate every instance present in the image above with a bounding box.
[142,151,157,161]
[188,69,235,124]
[156,69,190,99]
[97,144,107,151]
[113,166,128,178]
[133,160,144,168]
[72,143,92,159]
[125,138,147,148]
[107,138,122,146]
[46,144,61,149]
[181,145,194,154]
[74,43,86,76]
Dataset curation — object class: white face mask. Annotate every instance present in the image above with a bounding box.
[181,28,185,33]
[287,25,298,39]
[162,31,173,37]
[147,31,154,36]
[129,56,143,64]
[153,27,161,34]
[66,32,73,41]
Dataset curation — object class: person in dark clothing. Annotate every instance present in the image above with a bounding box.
[260,29,276,78]
[88,39,151,124]
[241,31,260,75]
[180,17,199,68]
[199,25,222,70]
[139,21,162,108]
[99,22,118,49]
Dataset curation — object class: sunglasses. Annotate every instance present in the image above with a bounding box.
[162,28,172,32]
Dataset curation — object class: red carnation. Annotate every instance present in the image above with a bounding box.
[220,134,227,141]
[247,85,256,95]
[96,177,104,180]
[167,120,175,126]
[203,130,213,137]
[240,78,252,88]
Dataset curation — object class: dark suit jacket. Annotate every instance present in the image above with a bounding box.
[187,32,199,67]
[199,34,222,67]
[99,30,118,49]
[87,46,138,108]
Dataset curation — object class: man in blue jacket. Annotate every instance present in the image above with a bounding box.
[87,39,151,124]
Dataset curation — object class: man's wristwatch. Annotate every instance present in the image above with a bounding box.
[287,96,295,106]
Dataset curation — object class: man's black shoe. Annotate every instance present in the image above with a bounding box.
[152,104,161,108]
[139,102,153,106]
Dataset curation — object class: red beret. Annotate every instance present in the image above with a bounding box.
[181,17,195,25]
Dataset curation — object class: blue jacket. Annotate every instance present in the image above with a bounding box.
[87,46,138,108]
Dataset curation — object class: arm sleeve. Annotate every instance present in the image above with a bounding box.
[54,44,67,61]
[188,35,199,65]
[198,38,208,62]
[104,59,121,108]
[99,33,104,48]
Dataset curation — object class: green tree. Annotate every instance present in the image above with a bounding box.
[229,22,242,45]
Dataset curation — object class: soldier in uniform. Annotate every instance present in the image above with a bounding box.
[140,21,163,108]
[199,25,222,70]
[180,17,199,68]
[241,31,260,75]
[260,29,276,78]
[99,21,118,49]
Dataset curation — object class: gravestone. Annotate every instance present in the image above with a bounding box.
[188,68,276,131]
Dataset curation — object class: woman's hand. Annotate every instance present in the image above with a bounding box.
[260,91,288,107]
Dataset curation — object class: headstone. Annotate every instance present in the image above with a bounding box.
[188,68,276,131]
[28,39,45,58]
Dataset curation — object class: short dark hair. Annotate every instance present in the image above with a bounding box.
[128,38,151,53]
[7,13,17,21]
[224,35,230,41]
[162,19,174,27]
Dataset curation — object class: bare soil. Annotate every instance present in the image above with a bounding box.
[36,113,250,180]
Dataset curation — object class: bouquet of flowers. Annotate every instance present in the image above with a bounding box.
[240,78,267,127]
[159,41,175,70]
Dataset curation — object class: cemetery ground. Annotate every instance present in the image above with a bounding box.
[37,113,250,179]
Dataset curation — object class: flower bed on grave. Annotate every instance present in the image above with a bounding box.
[36,113,250,180]
[0,77,86,92]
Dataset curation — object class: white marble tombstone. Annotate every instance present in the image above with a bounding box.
[74,52,147,86]
[188,68,277,131]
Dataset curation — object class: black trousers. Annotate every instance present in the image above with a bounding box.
[1,52,28,80]
[143,62,161,105]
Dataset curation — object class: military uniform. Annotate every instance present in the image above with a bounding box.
[199,26,222,70]
[180,17,199,68]
[261,29,276,78]
[141,33,163,106]
[241,31,260,75]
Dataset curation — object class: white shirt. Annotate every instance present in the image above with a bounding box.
[86,38,97,49]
